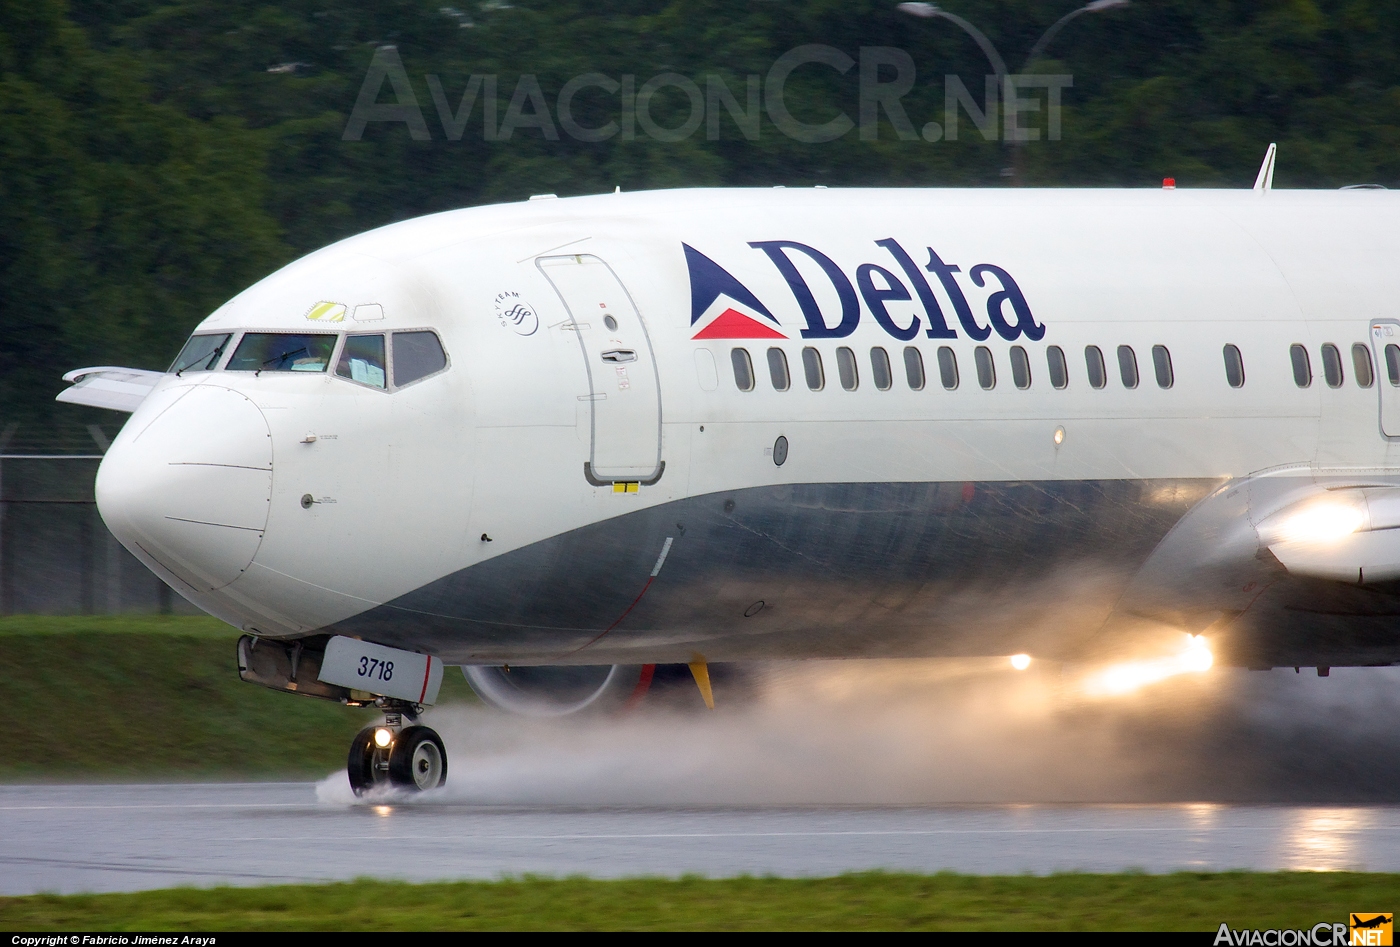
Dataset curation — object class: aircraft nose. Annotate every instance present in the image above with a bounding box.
[97,385,272,592]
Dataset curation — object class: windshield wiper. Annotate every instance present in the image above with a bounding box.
[173,339,227,376]
[264,346,308,368]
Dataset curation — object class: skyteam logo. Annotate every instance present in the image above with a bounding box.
[684,244,787,340]
[684,238,1045,343]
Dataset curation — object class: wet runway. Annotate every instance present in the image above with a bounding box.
[2,783,1398,894]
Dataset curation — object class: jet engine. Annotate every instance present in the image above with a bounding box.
[1109,467,1400,668]
[461,664,649,717]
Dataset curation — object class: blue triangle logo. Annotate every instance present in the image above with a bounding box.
[684,244,777,327]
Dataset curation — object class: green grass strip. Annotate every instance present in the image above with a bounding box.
[0,615,233,637]
[2,873,1395,931]
[0,616,475,780]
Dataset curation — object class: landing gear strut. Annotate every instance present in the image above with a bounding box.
[347,706,448,796]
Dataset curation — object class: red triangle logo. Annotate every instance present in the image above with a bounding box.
[692,307,786,340]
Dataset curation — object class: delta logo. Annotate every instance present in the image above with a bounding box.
[684,238,1045,344]
[684,244,787,340]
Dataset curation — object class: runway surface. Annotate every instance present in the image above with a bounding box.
[2,783,1399,895]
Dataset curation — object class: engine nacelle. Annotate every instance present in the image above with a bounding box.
[1109,466,1400,668]
[461,664,647,717]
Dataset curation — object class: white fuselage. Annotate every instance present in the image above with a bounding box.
[92,187,1400,667]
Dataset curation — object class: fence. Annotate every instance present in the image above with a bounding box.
[0,454,194,615]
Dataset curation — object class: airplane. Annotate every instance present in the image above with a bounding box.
[1351,914,1393,930]
[59,151,1400,794]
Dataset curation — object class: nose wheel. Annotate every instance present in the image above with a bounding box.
[347,722,448,795]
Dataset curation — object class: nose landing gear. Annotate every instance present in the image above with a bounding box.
[347,708,448,796]
[389,726,447,791]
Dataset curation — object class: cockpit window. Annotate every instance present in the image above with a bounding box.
[392,331,448,386]
[227,333,337,372]
[336,334,387,389]
[169,333,231,374]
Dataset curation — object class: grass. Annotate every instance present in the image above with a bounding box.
[0,615,477,780]
[1,873,1394,930]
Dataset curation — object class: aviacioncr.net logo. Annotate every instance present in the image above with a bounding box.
[1214,915,1392,946]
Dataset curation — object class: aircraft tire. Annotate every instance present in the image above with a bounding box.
[387,725,448,792]
[346,726,380,797]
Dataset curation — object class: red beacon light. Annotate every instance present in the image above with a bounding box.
[1162,177,1177,189]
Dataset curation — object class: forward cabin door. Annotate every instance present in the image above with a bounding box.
[1371,321,1400,437]
[537,253,663,484]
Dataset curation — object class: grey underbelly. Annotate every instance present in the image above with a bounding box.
[329,479,1212,664]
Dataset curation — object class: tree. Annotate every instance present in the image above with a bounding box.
[0,0,285,431]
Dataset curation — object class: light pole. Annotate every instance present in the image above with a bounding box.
[1023,1,1129,74]
[896,2,1008,84]
[897,1,1129,183]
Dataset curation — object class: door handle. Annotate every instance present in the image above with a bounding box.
[601,349,638,363]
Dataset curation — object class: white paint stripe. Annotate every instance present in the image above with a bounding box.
[650,536,674,577]
[0,803,301,811]
[190,826,1330,842]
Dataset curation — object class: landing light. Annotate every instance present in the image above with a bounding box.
[1182,635,1214,673]
[373,727,394,748]
[1010,653,1032,671]
[1083,634,1213,697]
[1273,501,1365,545]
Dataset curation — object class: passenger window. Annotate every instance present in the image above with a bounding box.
[767,347,790,391]
[1114,344,1136,389]
[1290,344,1312,387]
[1152,345,1173,389]
[974,346,995,390]
[1223,344,1245,388]
[730,347,755,391]
[1321,343,1344,388]
[937,346,959,390]
[1352,343,1374,388]
[837,347,859,391]
[1046,346,1068,389]
[336,334,387,388]
[1117,345,1139,389]
[392,331,448,386]
[870,347,892,391]
[1387,344,1400,386]
[1085,345,1106,389]
[169,333,231,374]
[1010,346,1031,390]
[228,333,337,372]
[903,346,925,390]
[802,347,825,391]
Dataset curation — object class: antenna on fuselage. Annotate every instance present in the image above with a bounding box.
[1253,142,1277,192]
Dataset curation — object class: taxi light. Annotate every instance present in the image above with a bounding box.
[373,727,393,748]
